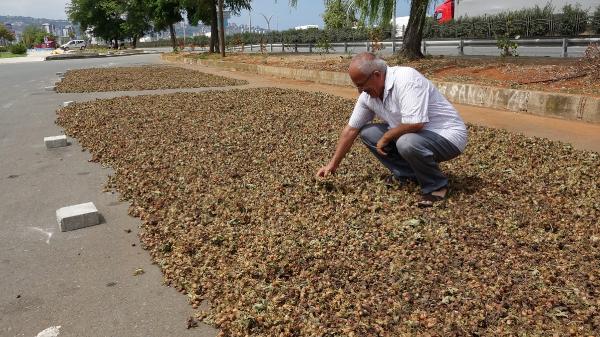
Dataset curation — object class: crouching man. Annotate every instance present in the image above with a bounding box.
[316,52,468,207]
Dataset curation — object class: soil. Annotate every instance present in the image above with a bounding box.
[186,52,600,97]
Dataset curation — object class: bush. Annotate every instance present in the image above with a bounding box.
[0,46,7,53]
[9,43,27,55]
[424,3,591,39]
[592,5,600,34]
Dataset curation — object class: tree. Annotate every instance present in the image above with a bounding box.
[184,0,217,52]
[354,0,431,59]
[184,0,250,54]
[68,0,125,48]
[322,0,357,29]
[150,0,183,51]
[121,0,153,48]
[400,0,429,59]
[0,25,15,45]
[21,25,56,48]
[68,0,151,49]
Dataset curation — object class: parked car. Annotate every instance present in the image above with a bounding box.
[60,40,87,50]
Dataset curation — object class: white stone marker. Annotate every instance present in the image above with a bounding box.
[56,202,100,232]
[63,101,74,107]
[44,86,56,91]
[44,135,68,148]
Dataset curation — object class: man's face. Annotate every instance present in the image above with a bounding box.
[350,68,385,99]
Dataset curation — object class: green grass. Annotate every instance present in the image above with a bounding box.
[0,52,26,58]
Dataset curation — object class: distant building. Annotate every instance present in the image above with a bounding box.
[61,25,74,37]
[42,23,56,35]
[294,25,319,30]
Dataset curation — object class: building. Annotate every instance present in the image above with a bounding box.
[294,25,319,30]
[42,23,56,35]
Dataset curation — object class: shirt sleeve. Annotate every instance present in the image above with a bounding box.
[398,80,430,124]
[348,94,375,129]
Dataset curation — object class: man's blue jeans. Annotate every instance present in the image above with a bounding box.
[359,123,462,194]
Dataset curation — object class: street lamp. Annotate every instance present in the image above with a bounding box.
[260,13,273,31]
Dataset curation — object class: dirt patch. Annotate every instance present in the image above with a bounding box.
[186,53,600,96]
[57,88,599,336]
[55,65,247,93]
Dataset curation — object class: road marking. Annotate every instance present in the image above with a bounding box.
[30,227,54,244]
[35,326,61,337]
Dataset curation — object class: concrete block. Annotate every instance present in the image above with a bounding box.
[63,101,74,107]
[44,135,68,148]
[45,86,56,91]
[56,202,100,232]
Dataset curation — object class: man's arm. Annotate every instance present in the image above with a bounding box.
[316,125,360,177]
[376,123,424,156]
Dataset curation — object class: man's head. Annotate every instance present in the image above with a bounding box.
[348,52,387,99]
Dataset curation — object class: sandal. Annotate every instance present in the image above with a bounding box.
[417,186,449,208]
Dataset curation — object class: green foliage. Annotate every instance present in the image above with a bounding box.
[593,5,600,34]
[322,0,356,29]
[68,0,152,47]
[424,3,591,39]
[497,35,518,57]
[559,4,588,36]
[9,43,27,54]
[150,0,182,31]
[0,25,15,43]
[223,27,391,47]
[68,0,124,46]
[120,0,152,41]
[354,0,395,27]
[20,26,56,48]
[0,46,7,52]
[315,31,334,53]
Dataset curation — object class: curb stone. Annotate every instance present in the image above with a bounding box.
[162,54,600,123]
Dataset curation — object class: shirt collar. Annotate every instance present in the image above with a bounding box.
[382,66,394,102]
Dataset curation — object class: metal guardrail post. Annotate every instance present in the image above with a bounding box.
[422,41,427,55]
[309,43,312,53]
[270,43,273,52]
[562,38,568,58]
[366,41,369,52]
[392,38,396,53]
[459,39,464,56]
[294,43,298,53]
[281,42,285,52]
[250,43,253,52]
[344,41,348,53]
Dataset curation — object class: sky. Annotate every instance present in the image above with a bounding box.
[0,0,416,30]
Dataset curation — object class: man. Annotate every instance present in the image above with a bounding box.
[316,52,467,207]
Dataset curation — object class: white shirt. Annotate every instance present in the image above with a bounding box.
[348,66,468,152]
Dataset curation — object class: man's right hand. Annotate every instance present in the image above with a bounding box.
[316,163,337,178]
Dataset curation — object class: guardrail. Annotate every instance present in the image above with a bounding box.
[224,37,600,57]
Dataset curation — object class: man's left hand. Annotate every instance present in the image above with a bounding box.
[376,137,389,156]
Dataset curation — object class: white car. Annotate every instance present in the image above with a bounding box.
[60,40,87,50]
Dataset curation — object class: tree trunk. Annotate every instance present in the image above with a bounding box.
[132,35,138,49]
[218,0,225,57]
[210,0,218,53]
[169,23,177,52]
[399,0,429,60]
[113,38,119,49]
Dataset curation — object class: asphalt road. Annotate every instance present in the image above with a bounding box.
[0,54,217,337]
